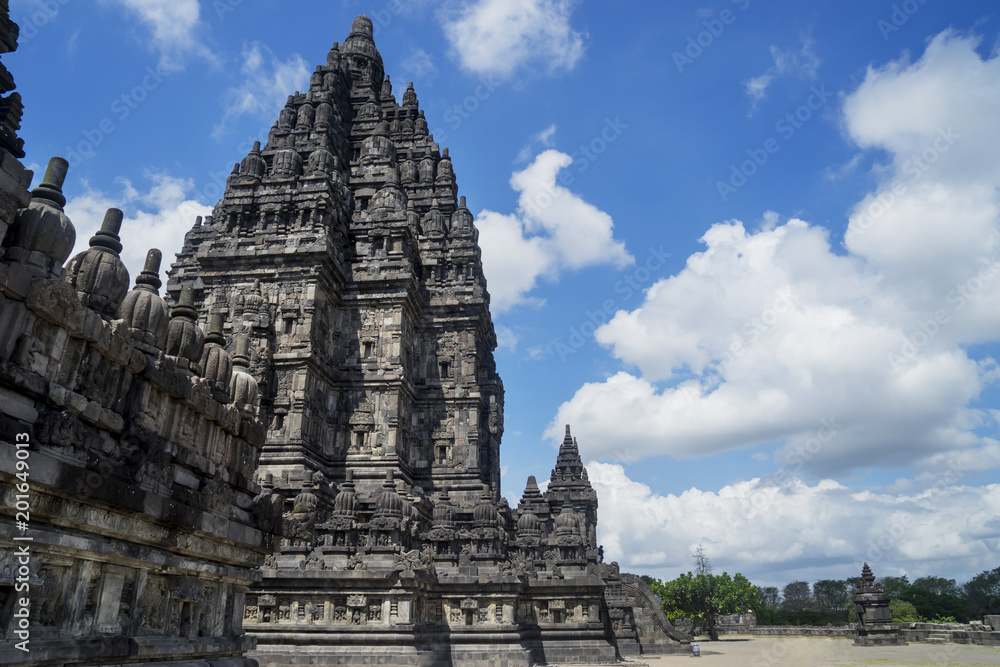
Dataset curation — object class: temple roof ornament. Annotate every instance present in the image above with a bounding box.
[120,248,169,352]
[165,285,205,369]
[6,157,75,272]
[65,207,130,319]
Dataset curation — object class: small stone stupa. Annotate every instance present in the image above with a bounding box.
[853,563,908,646]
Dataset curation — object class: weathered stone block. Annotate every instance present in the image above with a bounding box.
[27,277,85,334]
[0,384,36,421]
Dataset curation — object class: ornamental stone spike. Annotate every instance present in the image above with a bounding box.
[7,156,76,273]
[136,248,163,291]
[165,285,205,369]
[230,333,259,408]
[120,247,169,352]
[200,311,233,390]
[92,207,124,253]
[65,207,129,318]
[233,333,251,367]
[35,156,69,207]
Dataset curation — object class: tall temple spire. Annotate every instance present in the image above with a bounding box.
[551,423,587,485]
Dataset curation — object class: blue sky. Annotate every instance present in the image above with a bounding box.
[10,0,1000,590]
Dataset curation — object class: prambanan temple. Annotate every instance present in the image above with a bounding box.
[0,9,688,666]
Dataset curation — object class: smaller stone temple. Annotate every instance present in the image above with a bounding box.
[853,563,907,646]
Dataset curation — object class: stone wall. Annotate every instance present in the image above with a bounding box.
[715,612,758,634]
[718,620,1000,644]
[901,622,1000,646]
[720,625,855,638]
[0,155,273,664]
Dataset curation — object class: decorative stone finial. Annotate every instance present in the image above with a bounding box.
[436,149,455,184]
[65,207,130,319]
[240,141,266,180]
[230,333,259,408]
[423,198,445,238]
[120,248,169,352]
[200,312,233,387]
[333,469,359,516]
[137,248,163,290]
[165,286,205,368]
[272,148,303,177]
[7,157,76,272]
[233,333,251,367]
[349,14,374,39]
[205,312,225,346]
[172,285,197,320]
[403,82,417,107]
[93,208,124,252]
[35,157,69,206]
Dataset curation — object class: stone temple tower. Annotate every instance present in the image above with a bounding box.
[162,14,688,667]
[0,8,690,665]
[168,15,503,507]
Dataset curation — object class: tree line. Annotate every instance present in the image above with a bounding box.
[756,568,1000,625]
[640,548,1000,638]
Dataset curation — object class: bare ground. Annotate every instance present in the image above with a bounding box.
[636,636,1000,666]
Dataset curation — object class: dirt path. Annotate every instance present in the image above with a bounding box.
[639,636,1000,666]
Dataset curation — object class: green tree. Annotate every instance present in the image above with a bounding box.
[889,598,921,622]
[897,577,968,622]
[658,572,760,640]
[782,581,812,611]
[912,576,961,596]
[964,567,1000,620]
[813,579,849,612]
[759,586,780,610]
[878,575,910,599]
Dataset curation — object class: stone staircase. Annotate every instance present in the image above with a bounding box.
[924,631,950,644]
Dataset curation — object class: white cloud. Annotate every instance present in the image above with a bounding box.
[495,324,520,352]
[65,173,211,284]
[590,462,1000,586]
[100,0,215,72]
[476,149,633,313]
[400,48,437,81]
[516,124,558,163]
[548,31,1000,478]
[744,34,820,113]
[824,152,863,181]
[537,124,557,146]
[442,0,585,77]
[214,41,310,138]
